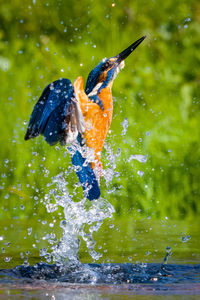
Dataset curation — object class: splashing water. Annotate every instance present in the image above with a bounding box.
[103,143,117,185]
[44,172,115,266]
[127,154,147,163]
[41,130,147,266]
[162,246,172,266]
[121,118,129,136]
[137,170,144,177]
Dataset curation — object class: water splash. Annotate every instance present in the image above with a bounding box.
[127,154,147,163]
[137,170,144,177]
[103,143,117,185]
[162,246,172,266]
[44,172,115,265]
[121,118,129,136]
[41,135,147,266]
[181,233,191,243]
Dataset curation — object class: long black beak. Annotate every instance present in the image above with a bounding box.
[116,36,146,63]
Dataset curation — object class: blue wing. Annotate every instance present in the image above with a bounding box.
[25,79,101,200]
[25,78,74,146]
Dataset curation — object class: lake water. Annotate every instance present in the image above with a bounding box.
[0,217,199,298]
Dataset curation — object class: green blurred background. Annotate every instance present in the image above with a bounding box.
[0,0,200,223]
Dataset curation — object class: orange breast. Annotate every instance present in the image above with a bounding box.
[74,77,113,163]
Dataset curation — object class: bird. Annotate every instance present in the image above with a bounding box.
[25,36,145,201]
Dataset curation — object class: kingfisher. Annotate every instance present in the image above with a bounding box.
[25,36,145,201]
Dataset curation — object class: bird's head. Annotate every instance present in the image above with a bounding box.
[85,36,146,95]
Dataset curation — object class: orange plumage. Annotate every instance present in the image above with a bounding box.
[74,76,113,171]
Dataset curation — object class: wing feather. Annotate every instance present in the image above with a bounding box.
[25,78,78,145]
[25,76,100,200]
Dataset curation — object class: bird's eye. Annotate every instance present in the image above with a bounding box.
[102,61,110,71]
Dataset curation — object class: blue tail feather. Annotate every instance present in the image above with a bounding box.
[71,150,100,201]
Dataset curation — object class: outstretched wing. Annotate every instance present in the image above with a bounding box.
[24,78,84,146]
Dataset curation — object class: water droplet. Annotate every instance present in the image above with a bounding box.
[137,170,144,177]
[121,118,128,136]
[184,17,191,23]
[32,152,38,156]
[181,234,191,243]
[166,246,171,253]
[4,257,11,262]
[128,256,132,261]
[27,228,32,235]
[40,247,48,256]
[128,154,147,163]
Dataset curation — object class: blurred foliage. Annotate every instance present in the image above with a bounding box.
[0,0,200,220]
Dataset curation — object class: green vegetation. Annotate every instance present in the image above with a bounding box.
[0,0,200,220]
